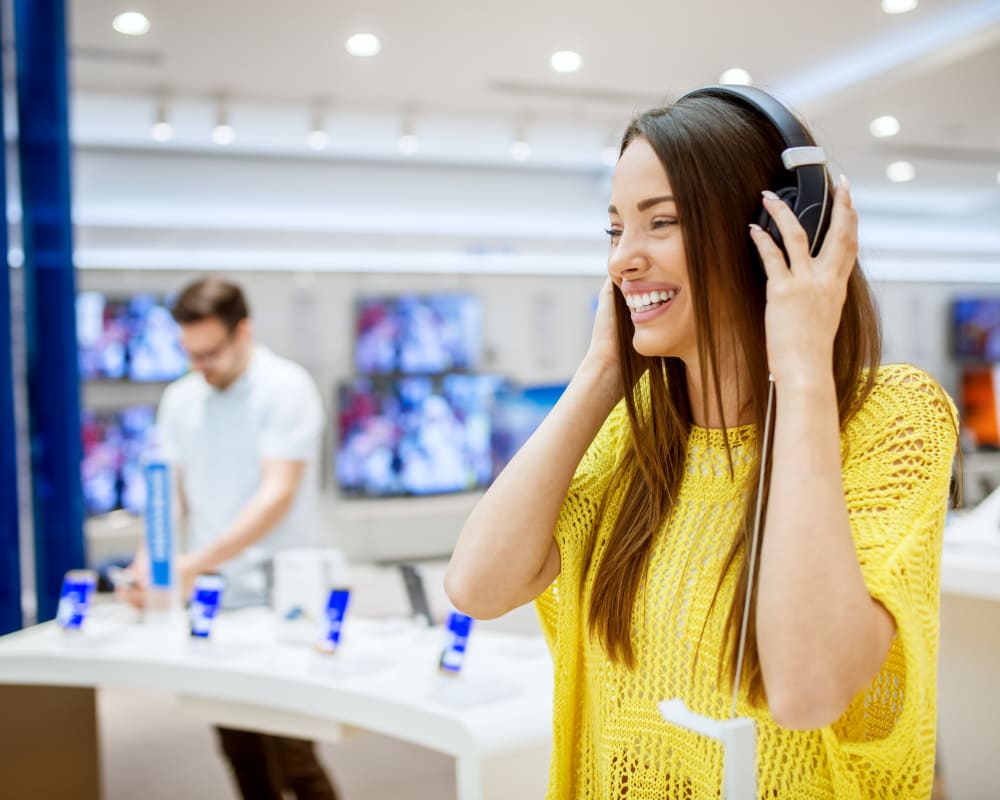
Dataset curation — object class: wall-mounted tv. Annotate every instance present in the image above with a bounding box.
[354,293,482,375]
[952,297,1000,362]
[336,373,506,497]
[77,292,189,382]
[80,405,156,516]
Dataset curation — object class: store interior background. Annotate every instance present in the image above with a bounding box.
[5,0,1000,797]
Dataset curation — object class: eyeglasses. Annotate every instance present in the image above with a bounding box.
[185,333,235,366]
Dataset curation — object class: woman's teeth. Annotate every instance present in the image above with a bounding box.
[626,289,677,313]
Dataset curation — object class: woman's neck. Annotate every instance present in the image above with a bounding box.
[684,355,754,429]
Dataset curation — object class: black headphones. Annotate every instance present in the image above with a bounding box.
[678,85,832,258]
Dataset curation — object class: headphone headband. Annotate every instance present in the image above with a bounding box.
[676,85,832,257]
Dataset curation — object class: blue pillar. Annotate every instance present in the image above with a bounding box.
[0,9,23,636]
[14,0,85,623]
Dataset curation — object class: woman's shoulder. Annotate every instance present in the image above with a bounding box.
[851,363,958,436]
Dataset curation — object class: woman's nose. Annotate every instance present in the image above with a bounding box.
[608,237,646,279]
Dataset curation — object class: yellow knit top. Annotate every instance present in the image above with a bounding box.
[535,364,957,799]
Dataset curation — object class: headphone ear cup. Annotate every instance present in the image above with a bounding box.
[756,186,798,258]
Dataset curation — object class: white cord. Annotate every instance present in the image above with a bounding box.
[731,375,775,718]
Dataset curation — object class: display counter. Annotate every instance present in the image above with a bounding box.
[938,502,1000,800]
[0,605,553,800]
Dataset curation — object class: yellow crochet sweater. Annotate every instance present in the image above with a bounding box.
[536,364,956,799]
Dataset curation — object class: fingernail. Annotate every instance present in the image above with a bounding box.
[839,174,851,191]
[761,190,779,202]
[748,223,763,233]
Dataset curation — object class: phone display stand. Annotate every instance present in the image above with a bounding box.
[659,699,756,798]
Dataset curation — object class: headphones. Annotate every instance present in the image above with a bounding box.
[678,85,832,258]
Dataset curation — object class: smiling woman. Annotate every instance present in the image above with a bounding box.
[445,85,958,799]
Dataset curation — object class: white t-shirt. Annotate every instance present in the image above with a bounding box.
[156,345,326,606]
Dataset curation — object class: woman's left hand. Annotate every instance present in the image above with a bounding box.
[750,177,857,386]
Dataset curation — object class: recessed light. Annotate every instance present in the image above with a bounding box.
[346,33,381,57]
[869,115,900,138]
[886,161,915,182]
[150,122,173,142]
[719,68,752,86]
[112,11,151,36]
[550,51,582,74]
[881,0,918,14]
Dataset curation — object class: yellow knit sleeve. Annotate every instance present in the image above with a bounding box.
[535,399,630,650]
[824,364,957,793]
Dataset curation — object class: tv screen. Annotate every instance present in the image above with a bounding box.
[354,293,482,375]
[952,298,1000,362]
[80,405,157,516]
[491,383,567,478]
[336,373,506,497]
[76,292,188,382]
[77,292,130,380]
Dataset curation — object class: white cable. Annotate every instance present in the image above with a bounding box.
[731,375,775,718]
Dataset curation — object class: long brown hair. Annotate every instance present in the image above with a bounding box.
[584,90,882,705]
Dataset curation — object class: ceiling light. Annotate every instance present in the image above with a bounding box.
[510,123,532,161]
[397,112,420,155]
[510,142,531,161]
[112,11,150,36]
[150,98,173,142]
[886,161,915,182]
[397,134,419,155]
[550,51,582,74]
[307,130,329,150]
[719,68,752,86]
[346,33,381,57]
[869,115,900,138]
[881,0,918,13]
[307,107,329,150]
[212,101,235,146]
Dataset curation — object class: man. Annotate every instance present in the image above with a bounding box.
[124,277,338,800]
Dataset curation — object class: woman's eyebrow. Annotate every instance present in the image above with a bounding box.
[607,195,675,215]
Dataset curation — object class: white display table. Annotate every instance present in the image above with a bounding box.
[0,606,553,800]
[938,508,1000,800]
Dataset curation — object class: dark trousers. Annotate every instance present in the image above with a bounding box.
[215,726,340,800]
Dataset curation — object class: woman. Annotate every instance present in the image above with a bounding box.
[445,87,957,798]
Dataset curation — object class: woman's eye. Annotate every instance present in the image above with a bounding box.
[604,227,622,241]
[652,218,676,229]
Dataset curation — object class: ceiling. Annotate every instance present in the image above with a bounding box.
[61,0,1000,237]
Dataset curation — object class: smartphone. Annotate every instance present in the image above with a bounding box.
[439,610,474,675]
[398,564,433,626]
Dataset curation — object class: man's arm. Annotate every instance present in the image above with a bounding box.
[178,458,306,591]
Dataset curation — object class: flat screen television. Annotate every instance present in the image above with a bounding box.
[354,293,482,375]
[80,405,157,516]
[336,373,507,497]
[491,383,567,477]
[77,292,188,382]
[952,297,1000,362]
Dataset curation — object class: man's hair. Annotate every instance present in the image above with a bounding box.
[171,278,250,331]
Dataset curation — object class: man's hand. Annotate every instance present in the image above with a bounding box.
[117,557,148,609]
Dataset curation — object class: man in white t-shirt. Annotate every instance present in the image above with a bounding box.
[124,277,338,800]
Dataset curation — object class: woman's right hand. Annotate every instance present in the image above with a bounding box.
[583,277,623,395]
